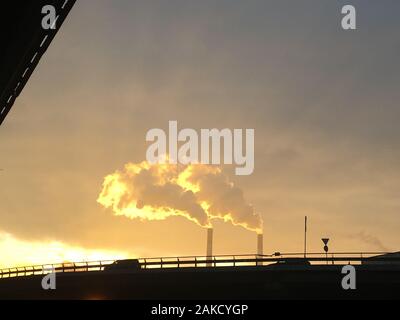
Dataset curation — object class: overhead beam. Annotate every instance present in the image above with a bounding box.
[0,0,76,126]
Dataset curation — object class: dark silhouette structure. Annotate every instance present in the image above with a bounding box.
[1,253,400,300]
[0,0,76,126]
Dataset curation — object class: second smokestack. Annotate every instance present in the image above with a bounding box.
[257,233,263,266]
[206,228,213,267]
[257,233,263,256]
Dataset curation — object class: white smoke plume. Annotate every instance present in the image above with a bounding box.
[98,161,263,233]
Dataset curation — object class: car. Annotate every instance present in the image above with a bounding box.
[104,259,142,272]
[269,258,311,266]
[278,258,310,265]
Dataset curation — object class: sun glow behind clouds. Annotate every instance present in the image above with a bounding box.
[0,232,128,269]
[98,161,263,233]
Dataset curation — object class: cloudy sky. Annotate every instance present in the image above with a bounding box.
[1,0,400,267]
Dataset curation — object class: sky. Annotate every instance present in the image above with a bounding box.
[1,0,400,268]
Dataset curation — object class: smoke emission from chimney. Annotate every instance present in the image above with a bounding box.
[97,161,263,233]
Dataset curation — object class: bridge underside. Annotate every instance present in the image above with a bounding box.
[0,0,76,126]
[1,265,400,300]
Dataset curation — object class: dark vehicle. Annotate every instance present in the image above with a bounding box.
[269,258,311,267]
[104,259,142,272]
[278,258,311,265]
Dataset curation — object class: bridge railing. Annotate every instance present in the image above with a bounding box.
[1,252,398,279]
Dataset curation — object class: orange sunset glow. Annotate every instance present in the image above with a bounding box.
[97,161,263,233]
[1,0,399,270]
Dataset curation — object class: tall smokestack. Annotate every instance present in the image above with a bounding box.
[257,233,263,266]
[206,228,213,267]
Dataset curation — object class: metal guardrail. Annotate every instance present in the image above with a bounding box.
[1,252,399,279]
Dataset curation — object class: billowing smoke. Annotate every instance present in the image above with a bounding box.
[352,231,390,252]
[97,161,263,233]
[179,165,263,232]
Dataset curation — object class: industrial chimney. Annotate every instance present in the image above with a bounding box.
[257,233,263,266]
[206,228,213,267]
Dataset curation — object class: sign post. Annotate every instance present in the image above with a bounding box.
[322,238,330,264]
